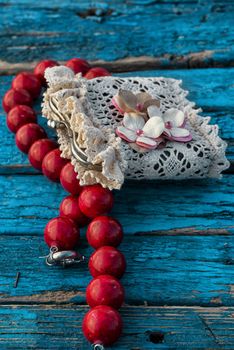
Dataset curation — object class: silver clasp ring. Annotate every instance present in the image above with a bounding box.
[92,344,105,350]
[46,247,85,267]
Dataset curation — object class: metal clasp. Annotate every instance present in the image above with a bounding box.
[46,247,85,267]
[92,344,105,350]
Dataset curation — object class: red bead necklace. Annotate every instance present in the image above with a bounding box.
[2,58,125,349]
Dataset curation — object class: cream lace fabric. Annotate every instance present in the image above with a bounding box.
[42,66,229,190]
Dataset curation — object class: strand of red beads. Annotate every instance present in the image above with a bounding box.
[2,58,126,349]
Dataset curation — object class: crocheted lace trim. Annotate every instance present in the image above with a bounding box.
[42,66,229,190]
[43,67,127,190]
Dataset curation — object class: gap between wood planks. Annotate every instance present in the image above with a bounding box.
[0,51,233,75]
[1,226,233,237]
[0,293,232,307]
[134,226,234,236]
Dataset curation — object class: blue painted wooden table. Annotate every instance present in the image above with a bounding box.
[0,1,233,349]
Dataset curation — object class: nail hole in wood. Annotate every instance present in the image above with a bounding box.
[147,331,164,344]
[76,8,113,20]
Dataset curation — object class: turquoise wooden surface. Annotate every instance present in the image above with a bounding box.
[1,233,234,306]
[1,305,234,349]
[0,0,234,349]
[0,1,234,68]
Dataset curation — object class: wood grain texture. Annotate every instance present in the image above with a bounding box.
[0,305,233,349]
[1,234,233,306]
[0,68,233,174]
[0,1,234,348]
[0,174,233,236]
[0,0,233,68]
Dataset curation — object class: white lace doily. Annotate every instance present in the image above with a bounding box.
[42,66,229,190]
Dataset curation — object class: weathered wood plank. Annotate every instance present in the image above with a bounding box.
[0,3,233,349]
[0,233,233,306]
[0,1,233,68]
[0,53,231,76]
[0,305,233,349]
[0,68,233,173]
[0,174,233,236]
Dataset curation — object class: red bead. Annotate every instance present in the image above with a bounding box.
[85,67,111,79]
[82,305,122,346]
[79,184,113,219]
[66,58,90,75]
[87,216,123,249]
[60,162,82,195]
[89,246,126,279]
[34,59,59,85]
[12,72,41,99]
[2,88,33,113]
[15,123,47,153]
[6,105,37,133]
[59,195,90,227]
[28,139,57,170]
[42,148,69,182]
[44,216,80,250]
[86,275,124,309]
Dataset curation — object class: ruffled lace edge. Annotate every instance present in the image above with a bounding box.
[42,66,127,190]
